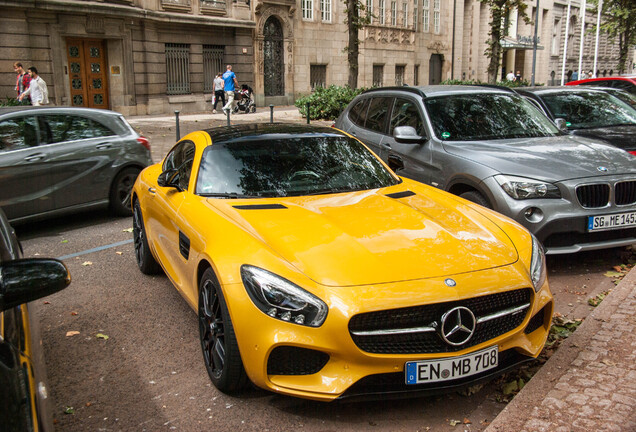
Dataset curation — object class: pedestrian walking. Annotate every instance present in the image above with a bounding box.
[515,70,522,82]
[13,62,31,104]
[19,67,49,106]
[506,71,515,81]
[222,65,239,114]
[212,73,225,114]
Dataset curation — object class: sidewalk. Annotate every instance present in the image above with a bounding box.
[486,266,636,432]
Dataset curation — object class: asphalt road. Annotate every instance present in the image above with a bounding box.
[16,210,625,432]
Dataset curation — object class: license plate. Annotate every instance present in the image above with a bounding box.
[588,211,636,232]
[405,345,498,384]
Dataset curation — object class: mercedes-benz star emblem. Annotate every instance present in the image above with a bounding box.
[444,278,456,287]
[440,306,476,346]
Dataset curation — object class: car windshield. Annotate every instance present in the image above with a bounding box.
[540,92,636,129]
[424,93,560,141]
[195,134,400,198]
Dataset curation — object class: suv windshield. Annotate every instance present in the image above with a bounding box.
[196,135,400,197]
[540,91,636,129]
[424,93,560,141]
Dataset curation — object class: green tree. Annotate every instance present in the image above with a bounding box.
[589,0,636,74]
[481,0,531,83]
[344,0,372,88]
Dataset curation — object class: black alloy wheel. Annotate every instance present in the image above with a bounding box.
[459,190,493,209]
[198,268,248,393]
[110,167,141,216]
[132,201,161,275]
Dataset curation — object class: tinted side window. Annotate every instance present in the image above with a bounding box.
[348,98,369,127]
[365,97,392,133]
[389,98,424,135]
[0,116,39,151]
[60,116,116,141]
[162,140,196,190]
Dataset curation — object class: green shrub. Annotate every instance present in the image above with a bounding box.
[0,97,22,107]
[295,85,366,121]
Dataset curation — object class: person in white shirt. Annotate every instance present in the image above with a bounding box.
[506,71,515,81]
[212,73,225,114]
[19,66,49,106]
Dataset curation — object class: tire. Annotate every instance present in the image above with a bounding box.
[199,268,248,394]
[250,105,256,113]
[133,200,162,275]
[459,190,492,209]
[110,167,141,216]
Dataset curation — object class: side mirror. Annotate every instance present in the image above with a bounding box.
[393,126,425,144]
[0,259,71,311]
[157,169,181,190]
[554,118,569,131]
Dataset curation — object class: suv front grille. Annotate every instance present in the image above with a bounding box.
[576,184,610,208]
[616,181,636,205]
[348,289,532,354]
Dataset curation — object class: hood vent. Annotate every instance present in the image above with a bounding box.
[233,204,287,210]
[385,190,416,199]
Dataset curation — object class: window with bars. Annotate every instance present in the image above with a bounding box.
[302,0,313,20]
[413,0,418,30]
[422,0,429,32]
[379,0,385,24]
[391,1,397,25]
[402,2,408,27]
[203,45,224,93]
[414,64,419,85]
[165,43,190,95]
[395,65,405,86]
[433,0,440,33]
[310,64,327,90]
[373,64,384,87]
[321,0,331,22]
[366,0,373,22]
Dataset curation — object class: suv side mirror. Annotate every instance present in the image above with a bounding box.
[393,126,425,144]
[0,259,71,311]
[157,169,182,191]
[554,118,569,131]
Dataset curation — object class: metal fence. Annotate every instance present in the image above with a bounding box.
[166,43,190,95]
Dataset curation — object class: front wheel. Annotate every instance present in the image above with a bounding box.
[133,201,162,275]
[110,167,141,216]
[459,190,492,209]
[198,269,248,393]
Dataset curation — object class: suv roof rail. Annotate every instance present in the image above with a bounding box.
[468,84,516,93]
[361,86,427,98]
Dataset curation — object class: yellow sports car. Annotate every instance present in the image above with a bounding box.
[131,123,553,401]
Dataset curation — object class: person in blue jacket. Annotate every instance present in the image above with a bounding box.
[222,65,239,114]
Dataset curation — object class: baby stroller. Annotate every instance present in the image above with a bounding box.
[233,84,256,114]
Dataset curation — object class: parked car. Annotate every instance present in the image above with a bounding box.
[132,123,553,401]
[566,75,636,96]
[0,106,152,224]
[516,86,636,155]
[0,207,71,431]
[334,85,636,254]
[590,86,636,109]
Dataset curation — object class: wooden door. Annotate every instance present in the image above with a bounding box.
[66,39,109,109]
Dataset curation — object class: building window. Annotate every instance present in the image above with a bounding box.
[165,43,190,95]
[373,64,384,87]
[551,18,560,56]
[321,0,331,22]
[413,0,418,31]
[302,0,313,20]
[391,1,397,26]
[395,65,405,86]
[414,64,419,85]
[310,64,327,90]
[422,0,429,32]
[402,1,408,27]
[379,0,385,24]
[203,45,224,93]
[433,0,440,33]
[366,0,373,22]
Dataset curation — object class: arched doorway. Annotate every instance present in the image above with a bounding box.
[429,54,443,85]
[263,16,284,97]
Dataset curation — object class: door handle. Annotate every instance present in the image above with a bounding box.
[148,187,156,195]
[24,153,45,162]
[381,143,392,149]
[96,143,112,150]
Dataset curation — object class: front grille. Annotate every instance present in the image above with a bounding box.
[616,181,636,205]
[576,184,609,208]
[544,227,636,249]
[267,346,329,375]
[348,289,532,354]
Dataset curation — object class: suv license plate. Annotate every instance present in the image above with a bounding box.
[405,345,498,384]
[588,211,636,232]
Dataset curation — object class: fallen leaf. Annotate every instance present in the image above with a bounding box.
[463,418,472,424]
[96,333,109,340]
[502,380,518,395]
[61,240,69,244]
[85,402,92,407]
[116,251,123,255]
[64,406,75,414]
[449,419,461,426]
[122,228,133,233]
[82,261,93,266]
[43,301,51,305]
[71,312,78,316]
[604,271,623,278]
[66,331,80,337]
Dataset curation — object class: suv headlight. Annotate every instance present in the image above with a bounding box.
[495,175,561,199]
[241,265,328,327]
[530,235,547,292]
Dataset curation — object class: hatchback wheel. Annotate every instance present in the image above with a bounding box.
[133,201,161,275]
[199,268,248,393]
[460,190,492,209]
[110,167,141,216]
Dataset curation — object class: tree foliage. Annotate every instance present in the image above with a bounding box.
[295,85,366,120]
[589,0,636,74]
[480,0,532,83]
[343,0,372,89]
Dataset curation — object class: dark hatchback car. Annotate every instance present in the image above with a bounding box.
[0,208,71,431]
[517,87,636,156]
[0,106,152,224]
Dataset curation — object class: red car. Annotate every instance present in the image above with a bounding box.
[566,75,636,96]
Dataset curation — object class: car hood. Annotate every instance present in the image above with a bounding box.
[571,125,636,151]
[442,134,636,182]
[211,186,518,286]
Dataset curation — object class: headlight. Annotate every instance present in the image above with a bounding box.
[530,235,547,292]
[495,175,561,199]
[241,265,328,327]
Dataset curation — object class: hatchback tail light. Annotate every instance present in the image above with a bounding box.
[137,136,151,151]
[629,150,636,156]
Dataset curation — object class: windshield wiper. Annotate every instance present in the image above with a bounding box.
[200,192,254,199]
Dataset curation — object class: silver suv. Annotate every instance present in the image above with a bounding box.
[334,85,636,254]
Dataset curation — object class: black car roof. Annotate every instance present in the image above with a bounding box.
[204,123,346,144]
[360,84,516,99]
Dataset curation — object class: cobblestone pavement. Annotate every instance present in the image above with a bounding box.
[486,267,636,432]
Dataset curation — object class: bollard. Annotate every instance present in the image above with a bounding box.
[174,110,180,141]
[226,108,231,126]
[269,104,274,124]
[306,102,310,124]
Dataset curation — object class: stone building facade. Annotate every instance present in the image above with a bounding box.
[0,0,632,116]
